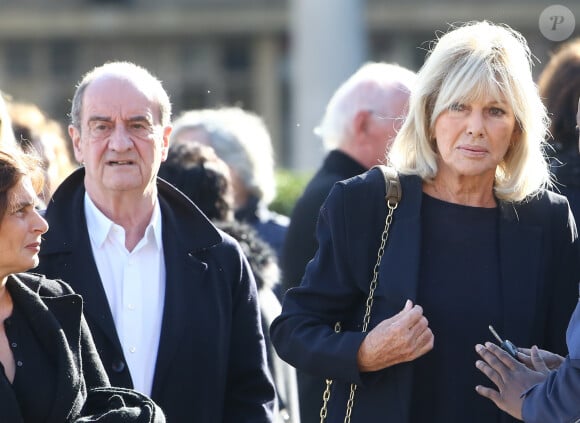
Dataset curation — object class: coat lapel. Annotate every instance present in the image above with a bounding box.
[40,168,121,351]
[66,241,120,348]
[498,203,542,343]
[379,175,423,304]
[150,237,206,398]
[149,193,222,399]
[9,276,84,422]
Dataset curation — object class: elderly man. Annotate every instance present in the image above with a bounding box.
[36,61,275,422]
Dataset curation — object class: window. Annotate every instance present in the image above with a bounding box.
[49,40,77,79]
[5,41,32,78]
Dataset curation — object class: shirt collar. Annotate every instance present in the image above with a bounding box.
[84,192,163,250]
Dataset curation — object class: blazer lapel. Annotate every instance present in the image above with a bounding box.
[373,174,422,423]
[498,203,542,343]
[379,175,423,304]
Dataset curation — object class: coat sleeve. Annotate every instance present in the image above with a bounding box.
[522,303,580,423]
[542,196,580,356]
[223,240,277,423]
[271,174,385,386]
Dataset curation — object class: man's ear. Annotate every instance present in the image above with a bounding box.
[69,125,84,164]
[353,110,372,136]
[160,125,172,162]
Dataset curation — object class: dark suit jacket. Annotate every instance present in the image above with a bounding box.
[0,273,109,423]
[37,168,275,423]
[281,149,366,292]
[271,168,580,422]
[522,300,580,423]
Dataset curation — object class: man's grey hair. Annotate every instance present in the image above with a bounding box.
[315,62,416,150]
[69,61,172,130]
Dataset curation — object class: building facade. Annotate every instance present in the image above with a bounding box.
[0,0,577,170]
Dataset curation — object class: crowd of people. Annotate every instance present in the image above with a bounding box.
[0,19,579,423]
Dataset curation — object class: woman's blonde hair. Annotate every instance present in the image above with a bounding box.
[389,21,550,202]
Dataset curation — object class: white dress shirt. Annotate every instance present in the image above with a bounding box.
[84,193,165,396]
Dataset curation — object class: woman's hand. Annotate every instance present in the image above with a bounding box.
[356,300,434,372]
[475,342,548,420]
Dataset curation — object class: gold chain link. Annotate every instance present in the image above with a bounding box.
[343,201,396,423]
[319,379,333,422]
[320,322,343,423]
[319,198,397,423]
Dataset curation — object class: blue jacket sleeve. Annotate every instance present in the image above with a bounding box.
[522,301,580,423]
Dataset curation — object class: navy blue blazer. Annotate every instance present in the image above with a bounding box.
[271,167,580,422]
[37,168,275,423]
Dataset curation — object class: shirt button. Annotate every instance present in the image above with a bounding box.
[111,359,126,373]
[127,303,135,310]
[130,347,136,353]
[16,361,23,367]
[11,343,17,348]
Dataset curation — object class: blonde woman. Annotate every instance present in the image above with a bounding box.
[271,21,580,423]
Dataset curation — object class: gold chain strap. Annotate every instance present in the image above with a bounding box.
[319,166,400,423]
[320,322,343,422]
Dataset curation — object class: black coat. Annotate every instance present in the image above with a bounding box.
[281,149,366,291]
[272,168,580,422]
[37,168,275,423]
[0,273,109,422]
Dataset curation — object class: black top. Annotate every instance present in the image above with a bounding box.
[1,279,57,422]
[410,193,503,422]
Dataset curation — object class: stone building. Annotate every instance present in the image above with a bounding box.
[0,0,576,169]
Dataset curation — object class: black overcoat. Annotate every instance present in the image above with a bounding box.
[37,168,275,423]
[0,273,109,422]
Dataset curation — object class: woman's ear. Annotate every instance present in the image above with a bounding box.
[510,122,523,146]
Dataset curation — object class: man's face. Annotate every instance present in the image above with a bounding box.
[69,76,170,201]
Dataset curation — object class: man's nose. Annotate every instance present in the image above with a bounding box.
[108,125,134,151]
